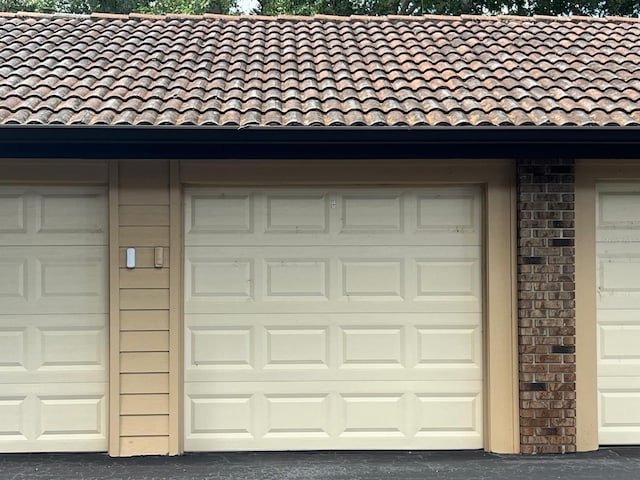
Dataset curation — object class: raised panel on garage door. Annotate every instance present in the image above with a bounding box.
[0,187,108,452]
[597,183,640,445]
[184,187,484,451]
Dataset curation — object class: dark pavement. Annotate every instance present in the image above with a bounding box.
[2,448,639,480]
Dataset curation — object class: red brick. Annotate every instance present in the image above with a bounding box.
[534,373,563,382]
[521,365,548,373]
[520,417,552,427]
[535,354,563,363]
[548,365,574,373]
[547,383,575,392]
[537,445,564,453]
[550,418,575,427]
[535,409,564,418]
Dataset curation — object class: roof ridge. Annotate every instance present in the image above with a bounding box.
[1,11,639,24]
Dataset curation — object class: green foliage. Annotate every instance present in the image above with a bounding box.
[1,0,637,18]
[253,0,640,16]
[0,0,237,14]
[140,0,235,14]
[0,0,35,11]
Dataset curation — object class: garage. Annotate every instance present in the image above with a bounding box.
[596,183,640,445]
[0,186,108,452]
[183,185,484,451]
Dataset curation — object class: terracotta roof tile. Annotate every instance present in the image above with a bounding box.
[0,13,638,127]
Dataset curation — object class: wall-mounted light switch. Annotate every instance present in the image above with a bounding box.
[126,248,135,269]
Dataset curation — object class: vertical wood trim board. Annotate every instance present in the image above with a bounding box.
[484,163,519,454]
[169,160,183,455]
[108,160,121,456]
[575,162,598,452]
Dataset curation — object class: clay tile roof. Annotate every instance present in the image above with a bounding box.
[0,13,639,127]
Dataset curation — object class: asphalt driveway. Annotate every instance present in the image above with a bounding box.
[2,448,640,480]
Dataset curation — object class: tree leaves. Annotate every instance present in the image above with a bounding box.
[1,0,637,17]
[253,0,640,16]
[0,0,238,14]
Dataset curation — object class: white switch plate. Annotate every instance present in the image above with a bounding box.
[126,248,135,269]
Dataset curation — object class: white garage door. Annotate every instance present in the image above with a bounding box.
[0,186,108,452]
[184,186,483,451]
[597,183,640,444]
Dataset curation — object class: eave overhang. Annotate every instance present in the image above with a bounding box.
[0,126,639,159]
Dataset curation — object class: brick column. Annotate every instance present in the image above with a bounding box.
[517,159,576,454]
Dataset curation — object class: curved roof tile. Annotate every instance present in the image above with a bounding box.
[0,13,638,126]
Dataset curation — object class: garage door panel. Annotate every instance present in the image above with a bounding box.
[0,193,26,234]
[37,327,106,371]
[416,258,480,300]
[184,381,482,451]
[0,247,107,314]
[416,393,481,434]
[264,326,328,369]
[185,246,482,314]
[36,193,105,237]
[415,190,478,232]
[597,248,640,310]
[266,193,329,234]
[339,326,405,368]
[36,249,107,310]
[597,183,640,444]
[187,191,254,235]
[0,186,108,452]
[417,326,481,367]
[0,187,107,246]
[0,383,107,452]
[597,184,640,243]
[340,193,403,233]
[264,394,330,438]
[2,370,108,385]
[267,259,329,299]
[599,324,640,362]
[599,384,640,445]
[0,327,27,371]
[0,313,106,329]
[597,309,640,324]
[0,394,27,441]
[38,395,105,437]
[598,311,640,366]
[187,326,253,371]
[0,258,26,299]
[185,312,482,383]
[0,316,107,384]
[185,369,482,383]
[186,300,481,315]
[185,186,483,451]
[186,236,481,247]
[187,257,254,302]
[186,312,482,329]
[340,259,404,299]
[185,188,481,247]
